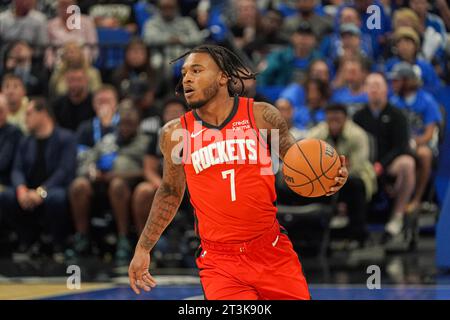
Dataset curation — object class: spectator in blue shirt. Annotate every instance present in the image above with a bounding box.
[292,78,329,131]
[384,27,442,96]
[279,59,331,112]
[257,22,322,86]
[389,62,442,214]
[331,57,369,116]
[320,7,374,61]
[334,1,391,58]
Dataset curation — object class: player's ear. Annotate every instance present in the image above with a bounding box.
[218,71,229,87]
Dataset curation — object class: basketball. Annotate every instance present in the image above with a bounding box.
[282,139,341,198]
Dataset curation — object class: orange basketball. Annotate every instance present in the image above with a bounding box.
[282,139,341,197]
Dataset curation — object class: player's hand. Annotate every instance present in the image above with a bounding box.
[326,155,348,196]
[128,246,157,294]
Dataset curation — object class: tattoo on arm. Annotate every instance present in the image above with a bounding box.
[137,119,186,252]
[260,103,295,160]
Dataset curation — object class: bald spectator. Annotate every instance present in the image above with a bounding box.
[0,0,48,56]
[354,73,415,241]
[1,73,29,133]
[46,0,98,69]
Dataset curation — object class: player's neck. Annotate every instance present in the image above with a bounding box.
[195,92,235,127]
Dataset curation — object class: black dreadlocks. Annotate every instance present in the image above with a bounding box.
[170,44,257,97]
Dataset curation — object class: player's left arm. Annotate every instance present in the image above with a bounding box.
[253,101,348,195]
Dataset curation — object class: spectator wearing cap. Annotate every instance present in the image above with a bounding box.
[389,62,442,214]
[384,27,442,96]
[51,66,95,132]
[330,57,369,117]
[354,73,415,241]
[2,97,76,259]
[132,97,187,236]
[46,0,98,69]
[68,103,149,264]
[0,0,48,57]
[307,103,377,246]
[329,23,372,66]
[2,40,48,96]
[282,0,333,42]
[257,22,322,86]
[319,7,374,61]
[0,94,23,213]
[1,73,29,134]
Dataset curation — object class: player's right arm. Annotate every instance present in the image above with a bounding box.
[128,118,186,294]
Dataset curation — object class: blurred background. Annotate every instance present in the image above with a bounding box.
[0,0,450,300]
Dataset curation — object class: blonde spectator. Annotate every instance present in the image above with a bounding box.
[49,42,102,97]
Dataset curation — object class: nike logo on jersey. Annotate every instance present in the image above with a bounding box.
[191,128,207,138]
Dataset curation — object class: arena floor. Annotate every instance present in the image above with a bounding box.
[2,235,450,300]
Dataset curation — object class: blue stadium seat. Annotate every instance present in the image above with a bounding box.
[95,27,131,70]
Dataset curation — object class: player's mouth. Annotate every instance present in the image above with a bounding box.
[184,87,195,98]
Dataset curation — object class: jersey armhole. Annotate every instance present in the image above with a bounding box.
[247,98,269,150]
[180,114,189,165]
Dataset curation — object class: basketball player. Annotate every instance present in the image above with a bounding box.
[128,45,348,300]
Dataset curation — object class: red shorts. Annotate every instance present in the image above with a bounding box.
[196,220,311,300]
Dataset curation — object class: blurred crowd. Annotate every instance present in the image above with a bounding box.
[0,0,448,266]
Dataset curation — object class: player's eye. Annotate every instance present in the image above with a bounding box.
[193,69,201,74]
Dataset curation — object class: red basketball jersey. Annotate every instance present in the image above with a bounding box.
[180,96,278,243]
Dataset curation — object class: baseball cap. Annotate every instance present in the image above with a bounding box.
[388,62,419,81]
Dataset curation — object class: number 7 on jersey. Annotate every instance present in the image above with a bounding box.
[221,169,236,202]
